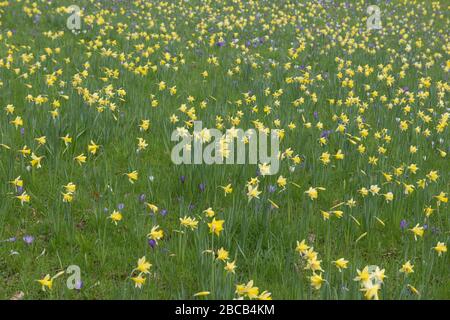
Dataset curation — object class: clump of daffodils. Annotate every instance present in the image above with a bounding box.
[130,256,152,288]
[235,280,272,300]
[296,239,326,290]
[62,182,76,203]
[354,265,386,300]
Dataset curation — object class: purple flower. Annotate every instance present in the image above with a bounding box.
[180,176,185,183]
[23,235,34,244]
[320,130,332,139]
[139,194,145,202]
[117,203,125,211]
[148,239,156,248]
[216,41,225,47]
[17,186,24,194]
[189,203,195,211]
[1,237,16,243]
[313,111,319,120]
[160,209,168,216]
[400,219,408,230]
[74,280,83,290]
[20,128,25,135]
[199,183,206,192]
[268,185,276,193]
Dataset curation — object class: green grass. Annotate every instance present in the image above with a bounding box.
[0,0,449,300]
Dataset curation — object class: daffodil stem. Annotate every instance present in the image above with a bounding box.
[211,232,215,298]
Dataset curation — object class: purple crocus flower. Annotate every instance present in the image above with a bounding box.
[400,219,408,230]
[148,239,156,248]
[180,176,185,183]
[20,128,25,135]
[268,185,276,193]
[139,194,145,202]
[199,183,206,192]
[216,41,225,47]
[313,111,319,120]
[74,280,83,290]
[117,203,125,211]
[320,130,332,139]
[160,209,168,216]
[23,235,34,244]
[17,186,24,194]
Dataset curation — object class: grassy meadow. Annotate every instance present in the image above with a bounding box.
[0,0,449,300]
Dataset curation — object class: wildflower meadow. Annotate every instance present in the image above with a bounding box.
[0,0,448,300]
